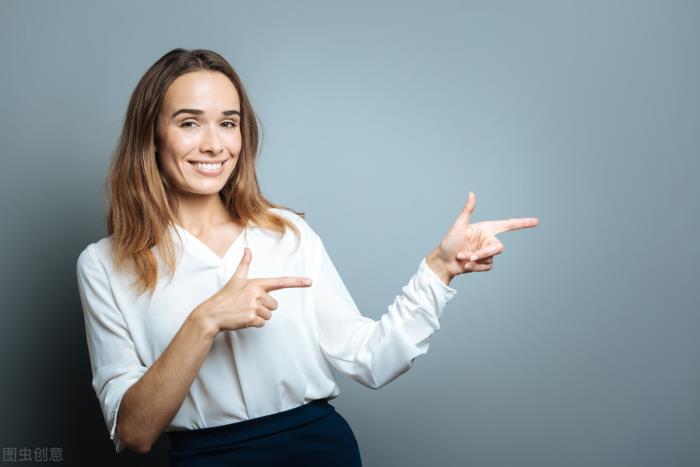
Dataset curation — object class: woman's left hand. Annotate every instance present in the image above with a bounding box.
[426,192,539,285]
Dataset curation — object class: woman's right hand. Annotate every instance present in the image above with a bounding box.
[198,247,313,334]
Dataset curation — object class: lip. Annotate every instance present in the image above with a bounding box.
[187,159,229,164]
[188,159,229,177]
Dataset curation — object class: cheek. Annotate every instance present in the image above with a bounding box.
[157,153,181,180]
[160,125,194,148]
[169,132,199,152]
[226,132,243,152]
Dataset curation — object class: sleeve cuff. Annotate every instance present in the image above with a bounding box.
[104,369,148,454]
[110,397,126,453]
[418,257,458,301]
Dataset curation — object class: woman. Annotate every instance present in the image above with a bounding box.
[76,48,538,466]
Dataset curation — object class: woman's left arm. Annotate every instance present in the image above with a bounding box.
[309,192,539,390]
[310,232,457,390]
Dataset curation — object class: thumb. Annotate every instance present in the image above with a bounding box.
[457,192,477,225]
[232,247,251,280]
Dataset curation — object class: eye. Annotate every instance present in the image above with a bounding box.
[222,121,238,129]
[180,120,198,128]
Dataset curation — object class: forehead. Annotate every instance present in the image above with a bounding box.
[163,70,240,110]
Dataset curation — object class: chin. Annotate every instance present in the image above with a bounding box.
[172,178,226,196]
[190,184,228,196]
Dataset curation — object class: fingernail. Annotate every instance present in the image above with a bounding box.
[470,255,478,261]
[304,279,312,285]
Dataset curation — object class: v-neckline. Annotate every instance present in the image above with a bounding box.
[172,221,248,265]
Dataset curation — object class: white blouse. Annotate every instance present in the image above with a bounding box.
[76,207,458,453]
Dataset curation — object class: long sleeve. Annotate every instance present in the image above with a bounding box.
[76,245,148,453]
[310,232,458,389]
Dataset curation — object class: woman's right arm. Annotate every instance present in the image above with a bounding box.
[77,245,219,454]
[76,245,218,453]
[120,247,313,453]
[115,307,217,453]
[77,246,310,454]
[117,246,312,453]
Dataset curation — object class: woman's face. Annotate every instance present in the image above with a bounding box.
[155,70,242,198]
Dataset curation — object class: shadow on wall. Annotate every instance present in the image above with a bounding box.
[1,163,170,466]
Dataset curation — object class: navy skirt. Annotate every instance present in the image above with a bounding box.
[166,399,362,467]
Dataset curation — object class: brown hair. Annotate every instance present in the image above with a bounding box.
[105,48,303,297]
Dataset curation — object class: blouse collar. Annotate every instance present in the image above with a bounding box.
[168,221,252,267]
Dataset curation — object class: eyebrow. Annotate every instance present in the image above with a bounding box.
[171,108,240,118]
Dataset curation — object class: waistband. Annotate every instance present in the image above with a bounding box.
[167,399,335,453]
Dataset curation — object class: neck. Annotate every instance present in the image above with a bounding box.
[172,191,236,234]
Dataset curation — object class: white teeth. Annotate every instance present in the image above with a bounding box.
[194,162,223,170]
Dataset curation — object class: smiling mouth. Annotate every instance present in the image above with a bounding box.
[188,160,227,171]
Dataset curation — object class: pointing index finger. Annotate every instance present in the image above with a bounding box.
[489,217,540,235]
[255,276,313,292]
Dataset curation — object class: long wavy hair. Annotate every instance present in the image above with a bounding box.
[105,48,304,297]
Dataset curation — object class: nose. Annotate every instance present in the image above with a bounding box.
[199,124,223,155]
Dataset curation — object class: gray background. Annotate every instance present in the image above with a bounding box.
[1,0,699,466]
